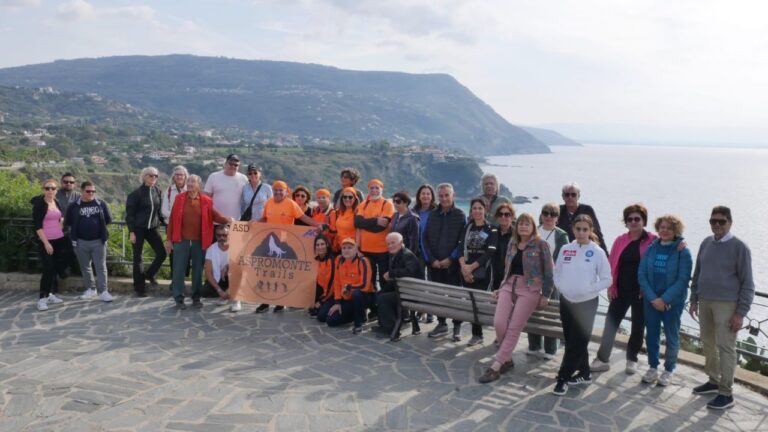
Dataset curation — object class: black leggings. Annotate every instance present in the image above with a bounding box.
[39,237,69,299]
[131,227,167,293]
[597,289,644,362]
[558,296,599,381]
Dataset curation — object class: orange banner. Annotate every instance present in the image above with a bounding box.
[228,221,318,308]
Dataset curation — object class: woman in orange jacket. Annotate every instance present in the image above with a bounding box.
[329,187,359,253]
[312,235,335,318]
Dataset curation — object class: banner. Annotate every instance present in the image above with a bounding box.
[228,221,318,308]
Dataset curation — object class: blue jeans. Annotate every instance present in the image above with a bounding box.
[326,290,376,328]
[172,240,203,304]
[644,300,684,372]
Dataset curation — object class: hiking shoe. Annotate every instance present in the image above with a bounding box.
[428,323,448,338]
[352,326,363,335]
[230,300,242,312]
[80,288,97,300]
[552,380,568,396]
[658,370,673,387]
[467,335,483,347]
[642,368,658,384]
[567,375,592,386]
[478,368,501,384]
[255,303,270,313]
[542,352,556,360]
[692,382,719,395]
[625,360,638,375]
[99,291,114,302]
[273,305,285,312]
[175,302,187,310]
[590,358,610,372]
[452,326,462,342]
[37,298,49,311]
[47,293,64,304]
[499,360,515,374]
[192,300,203,309]
[706,394,734,410]
[144,273,158,287]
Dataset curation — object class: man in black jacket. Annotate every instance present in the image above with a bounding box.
[376,232,422,340]
[125,167,167,297]
[423,183,467,341]
[557,182,608,254]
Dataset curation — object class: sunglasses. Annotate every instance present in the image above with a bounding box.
[625,216,642,223]
[541,211,558,218]
[62,180,75,184]
[393,199,403,204]
[563,192,578,198]
[44,186,57,191]
[216,234,228,239]
[146,174,158,178]
[248,172,259,176]
[84,190,96,194]
[342,195,355,200]
[295,194,307,199]
[709,218,728,226]
[228,162,240,167]
[497,212,513,217]
[574,227,590,232]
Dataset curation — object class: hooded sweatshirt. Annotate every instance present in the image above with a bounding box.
[554,240,612,303]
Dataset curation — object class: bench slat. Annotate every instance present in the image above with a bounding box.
[400,291,492,315]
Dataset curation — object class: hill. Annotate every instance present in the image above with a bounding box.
[522,126,581,146]
[0,55,549,156]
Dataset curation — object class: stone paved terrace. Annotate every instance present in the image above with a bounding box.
[0,290,766,432]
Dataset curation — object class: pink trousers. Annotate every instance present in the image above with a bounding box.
[493,275,542,364]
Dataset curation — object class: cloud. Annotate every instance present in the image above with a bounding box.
[0,0,40,10]
[56,0,155,23]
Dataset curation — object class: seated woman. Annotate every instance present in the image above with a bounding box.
[638,215,692,387]
[324,238,374,334]
[313,235,335,319]
[376,232,422,340]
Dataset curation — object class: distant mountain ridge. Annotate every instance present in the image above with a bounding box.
[0,55,549,155]
[522,126,581,146]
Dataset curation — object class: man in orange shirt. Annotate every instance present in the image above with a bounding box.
[355,179,394,293]
[325,238,375,334]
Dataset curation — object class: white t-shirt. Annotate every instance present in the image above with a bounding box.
[205,243,229,283]
[538,227,557,259]
[204,170,248,220]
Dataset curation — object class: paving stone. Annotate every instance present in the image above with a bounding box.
[166,422,235,432]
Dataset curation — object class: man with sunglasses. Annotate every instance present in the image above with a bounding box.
[56,172,81,216]
[689,206,754,410]
[204,154,248,220]
[557,182,607,254]
[65,181,114,302]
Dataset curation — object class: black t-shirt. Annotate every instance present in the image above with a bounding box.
[617,238,642,294]
[509,249,524,277]
[76,200,104,241]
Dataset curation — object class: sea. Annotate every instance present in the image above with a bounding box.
[480,143,768,345]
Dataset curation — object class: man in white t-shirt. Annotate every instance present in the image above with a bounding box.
[204,224,231,305]
[204,154,248,220]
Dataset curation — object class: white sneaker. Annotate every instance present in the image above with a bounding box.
[37,298,49,311]
[99,291,114,302]
[230,301,242,312]
[526,348,542,357]
[541,352,555,360]
[642,368,658,384]
[625,360,638,375]
[216,298,230,306]
[658,370,673,386]
[47,293,64,304]
[590,358,610,372]
[79,288,97,300]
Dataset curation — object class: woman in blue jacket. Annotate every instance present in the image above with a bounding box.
[638,215,692,387]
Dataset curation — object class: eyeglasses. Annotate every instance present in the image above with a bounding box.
[342,195,355,200]
[709,218,728,226]
[44,186,57,191]
[146,174,158,178]
[62,180,75,184]
[541,211,558,218]
[393,199,403,204]
[625,216,642,223]
[563,192,578,198]
[497,212,513,217]
[574,227,590,232]
[84,190,96,194]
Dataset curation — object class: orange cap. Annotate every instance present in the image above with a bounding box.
[368,179,384,188]
[315,188,331,198]
[272,180,288,190]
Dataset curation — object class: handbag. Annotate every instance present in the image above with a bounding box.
[239,183,263,221]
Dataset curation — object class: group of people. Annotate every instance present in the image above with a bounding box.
[32,156,755,410]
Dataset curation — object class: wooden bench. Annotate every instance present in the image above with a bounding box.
[392,277,564,341]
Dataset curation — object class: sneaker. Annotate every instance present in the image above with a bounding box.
[478,368,501,384]
[216,298,229,306]
[273,305,285,312]
[428,323,448,338]
[499,360,515,374]
[692,382,719,395]
[47,294,64,304]
[37,298,49,311]
[79,288,97,300]
[706,394,734,410]
[352,326,363,335]
[99,291,114,302]
[452,326,462,342]
[625,360,638,375]
[192,300,203,309]
[642,368,658,384]
[552,380,568,396]
[567,375,592,386]
[467,335,483,347]
[230,301,242,312]
[658,370,673,387]
[527,348,542,357]
[175,302,187,310]
[590,358,610,372]
[255,303,270,313]
[541,352,556,360]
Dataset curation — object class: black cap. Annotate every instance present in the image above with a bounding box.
[226,154,240,162]
[247,163,262,173]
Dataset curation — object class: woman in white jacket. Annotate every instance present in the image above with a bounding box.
[552,214,612,396]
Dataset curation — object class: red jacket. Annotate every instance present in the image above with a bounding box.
[168,192,218,249]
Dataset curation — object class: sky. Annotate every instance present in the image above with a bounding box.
[1,0,768,144]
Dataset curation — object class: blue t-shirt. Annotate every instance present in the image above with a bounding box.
[76,200,104,241]
[652,242,675,294]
